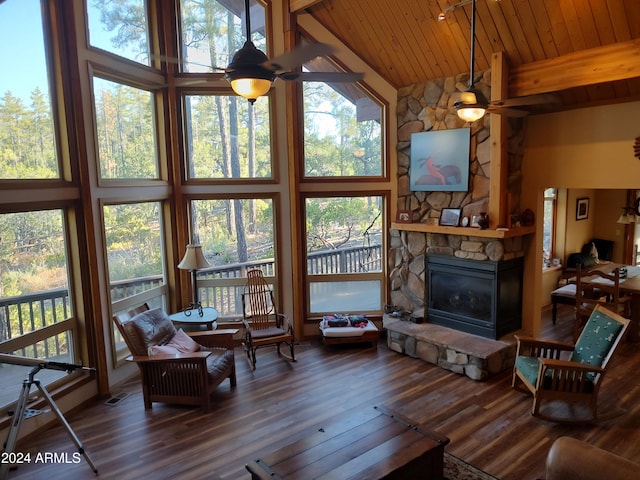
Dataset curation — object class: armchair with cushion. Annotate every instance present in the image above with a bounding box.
[113,305,236,411]
[512,304,629,423]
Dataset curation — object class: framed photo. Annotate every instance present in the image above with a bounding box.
[576,197,590,220]
[410,128,470,192]
[396,209,413,224]
[439,208,461,226]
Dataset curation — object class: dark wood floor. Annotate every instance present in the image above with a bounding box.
[6,306,640,480]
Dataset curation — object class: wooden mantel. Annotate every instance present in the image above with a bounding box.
[391,222,535,239]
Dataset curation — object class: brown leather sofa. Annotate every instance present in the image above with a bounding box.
[545,436,638,480]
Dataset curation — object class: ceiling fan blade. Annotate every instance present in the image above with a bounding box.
[262,43,335,72]
[279,71,364,82]
[491,93,560,108]
[486,106,530,117]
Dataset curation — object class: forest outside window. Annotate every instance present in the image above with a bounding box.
[93,77,159,180]
[104,202,167,363]
[305,196,384,315]
[189,198,276,320]
[302,52,383,178]
[0,209,76,410]
[0,0,59,180]
[86,0,151,66]
[183,94,272,179]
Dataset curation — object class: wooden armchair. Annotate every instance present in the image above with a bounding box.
[575,265,630,341]
[512,304,629,423]
[113,305,236,411]
[242,269,295,370]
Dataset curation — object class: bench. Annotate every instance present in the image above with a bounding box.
[319,315,379,350]
[550,284,577,324]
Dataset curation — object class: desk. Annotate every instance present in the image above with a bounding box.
[168,307,218,330]
[245,405,449,480]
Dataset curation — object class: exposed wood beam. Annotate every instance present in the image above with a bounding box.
[290,0,324,14]
[509,38,640,97]
[489,52,508,229]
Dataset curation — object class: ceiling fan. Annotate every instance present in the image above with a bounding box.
[453,0,559,121]
[182,0,363,104]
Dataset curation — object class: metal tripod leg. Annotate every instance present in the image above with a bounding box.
[1,378,33,480]
[1,368,97,480]
[34,380,97,474]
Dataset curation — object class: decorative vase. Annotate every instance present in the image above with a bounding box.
[477,212,489,230]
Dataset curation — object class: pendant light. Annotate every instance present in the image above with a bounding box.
[454,0,488,122]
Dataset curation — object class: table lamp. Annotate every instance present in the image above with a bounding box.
[177,244,211,317]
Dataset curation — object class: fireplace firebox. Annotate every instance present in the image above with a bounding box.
[426,254,523,339]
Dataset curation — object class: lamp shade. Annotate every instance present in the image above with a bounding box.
[177,244,211,271]
[454,87,487,122]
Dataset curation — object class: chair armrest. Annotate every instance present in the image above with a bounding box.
[539,357,605,376]
[275,313,293,333]
[514,334,575,359]
[127,351,212,363]
[189,329,237,349]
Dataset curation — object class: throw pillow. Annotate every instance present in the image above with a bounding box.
[148,344,180,355]
[165,328,200,352]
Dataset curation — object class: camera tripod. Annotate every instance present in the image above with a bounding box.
[1,357,97,480]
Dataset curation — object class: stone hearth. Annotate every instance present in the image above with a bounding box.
[383,314,517,381]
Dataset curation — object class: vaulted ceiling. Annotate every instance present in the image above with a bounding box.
[292,0,640,111]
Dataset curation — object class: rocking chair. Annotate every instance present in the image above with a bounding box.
[242,269,295,370]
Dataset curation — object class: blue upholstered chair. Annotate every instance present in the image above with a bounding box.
[512,304,629,423]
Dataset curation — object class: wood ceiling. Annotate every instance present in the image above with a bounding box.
[294,0,640,110]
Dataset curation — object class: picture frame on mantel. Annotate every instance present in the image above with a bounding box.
[409,128,470,192]
[576,197,590,220]
[396,209,413,224]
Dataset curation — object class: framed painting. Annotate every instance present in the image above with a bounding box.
[410,128,470,192]
[576,197,589,220]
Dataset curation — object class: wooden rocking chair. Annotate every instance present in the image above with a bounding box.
[242,269,295,370]
[512,304,629,423]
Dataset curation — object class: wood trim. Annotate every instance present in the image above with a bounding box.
[509,38,640,97]
[489,52,509,229]
[289,0,324,14]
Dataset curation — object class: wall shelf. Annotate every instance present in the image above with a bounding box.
[391,222,535,239]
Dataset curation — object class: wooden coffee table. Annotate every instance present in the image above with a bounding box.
[246,405,449,480]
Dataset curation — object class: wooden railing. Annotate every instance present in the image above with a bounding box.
[0,244,382,355]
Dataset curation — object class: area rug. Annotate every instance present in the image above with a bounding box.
[444,452,499,480]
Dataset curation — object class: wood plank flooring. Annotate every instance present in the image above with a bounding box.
[6,306,640,480]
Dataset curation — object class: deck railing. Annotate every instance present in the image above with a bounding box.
[0,244,382,356]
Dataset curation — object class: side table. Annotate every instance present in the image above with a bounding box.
[169,307,218,330]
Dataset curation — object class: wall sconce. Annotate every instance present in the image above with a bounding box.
[177,244,211,316]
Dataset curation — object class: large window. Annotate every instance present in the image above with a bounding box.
[87,0,150,65]
[0,209,75,408]
[184,95,271,179]
[104,202,166,362]
[180,0,266,74]
[93,77,159,179]
[303,62,383,178]
[190,198,276,319]
[305,196,384,314]
[0,0,58,179]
